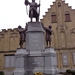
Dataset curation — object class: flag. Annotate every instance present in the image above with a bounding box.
[25,0,28,6]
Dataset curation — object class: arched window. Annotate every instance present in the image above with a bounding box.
[51,12,57,23]
[58,2,61,7]
[65,11,70,22]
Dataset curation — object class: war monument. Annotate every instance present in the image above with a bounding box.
[14,0,58,75]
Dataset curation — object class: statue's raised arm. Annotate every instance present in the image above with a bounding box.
[24,0,30,6]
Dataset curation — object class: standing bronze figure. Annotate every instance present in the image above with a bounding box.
[42,24,52,47]
[24,0,40,22]
[18,23,28,48]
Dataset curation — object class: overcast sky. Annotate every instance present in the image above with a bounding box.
[0,0,75,30]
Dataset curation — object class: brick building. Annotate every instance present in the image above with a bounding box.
[0,0,75,74]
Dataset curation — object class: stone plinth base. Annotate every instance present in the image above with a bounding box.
[14,48,58,75]
[14,68,25,75]
[28,48,58,75]
[43,48,58,75]
[14,22,58,75]
[14,48,28,75]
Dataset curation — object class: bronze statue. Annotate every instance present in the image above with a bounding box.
[42,24,52,47]
[24,0,40,22]
[18,23,28,48]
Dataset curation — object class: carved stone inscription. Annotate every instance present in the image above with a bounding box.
[30,24,40,31]
[27,57,44,68]
[28,22,43,31]
[28,32,43,50]
[31,34,39,47]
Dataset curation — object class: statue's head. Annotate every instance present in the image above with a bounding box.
[48,25,52,29]
[18,25,21,29]
[32,0,35,2]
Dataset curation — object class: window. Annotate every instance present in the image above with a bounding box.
[62,53,69,66]
[51,12,57,23]
[58,2,61,7]
[4,55,15,68]
[65,11,70,21]
[72,52,75,65]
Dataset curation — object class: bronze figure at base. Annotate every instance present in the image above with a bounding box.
[17,23,28,48]
[42,24,52,47]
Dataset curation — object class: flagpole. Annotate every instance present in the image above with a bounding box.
[39,0,40,16]
[39,0,41,21]
[25,0,28,15]
[26,6,28,15]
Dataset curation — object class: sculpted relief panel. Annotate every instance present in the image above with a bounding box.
[62,52,69,66]
[27,57,44,68]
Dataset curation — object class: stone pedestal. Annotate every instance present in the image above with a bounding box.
[25,22,58,75]
[44,48,58,75]
[14,22,58,75]
[26,22,45,51]
[23,48,58,75]
[14,48,28,75]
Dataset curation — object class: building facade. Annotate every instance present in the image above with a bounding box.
[41,0,75,71]
[0,0,75,74]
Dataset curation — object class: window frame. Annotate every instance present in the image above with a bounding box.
[51,12,57,23]
[65,11,71,22]
[4,55,15,68]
